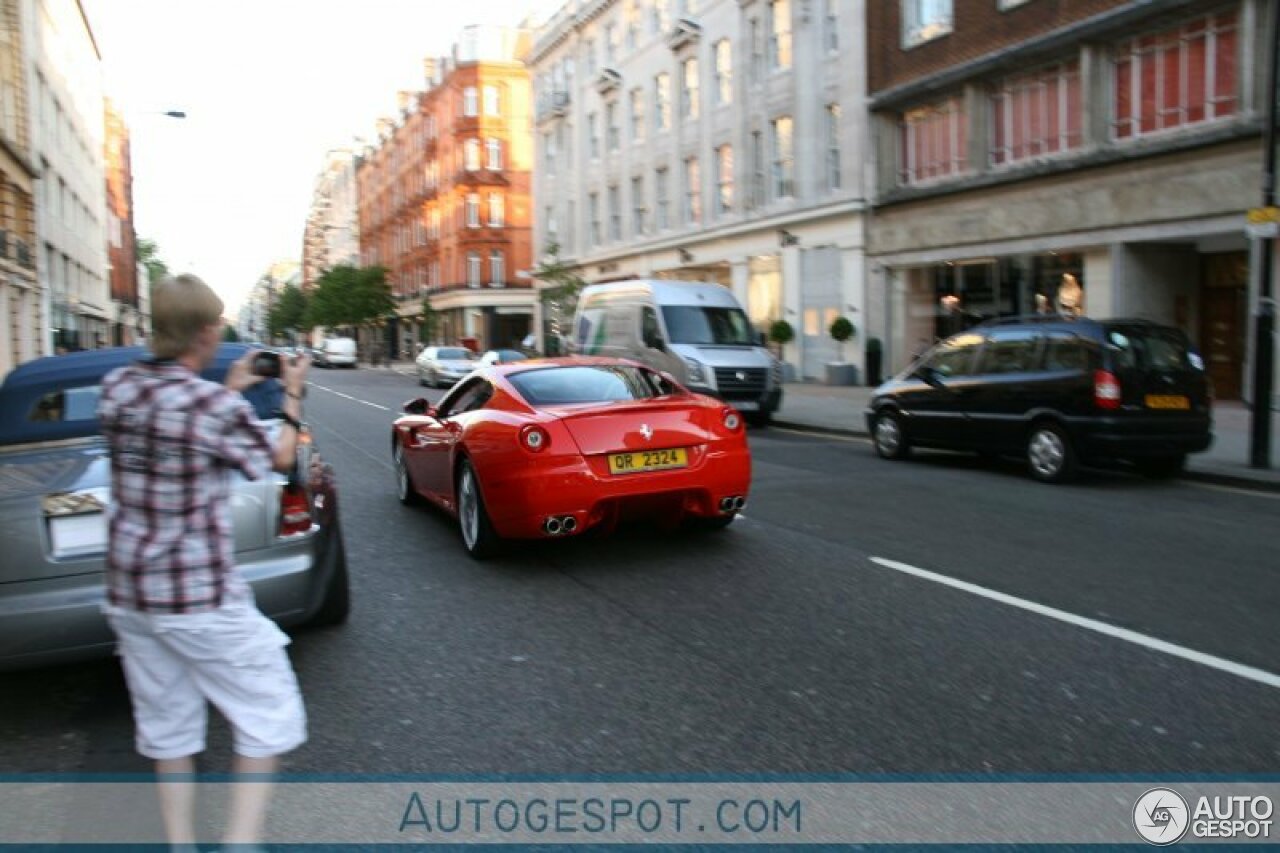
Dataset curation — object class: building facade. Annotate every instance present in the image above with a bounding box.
[357,26,536,360]
[104,97,141,345]
[0,0,40,378]
[865,0,1278,403]
[25,0,107,353]
[528,0,870,379]
[302,147,360,294]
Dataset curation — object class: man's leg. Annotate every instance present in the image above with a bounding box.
[155,755,198,848]
[224,753,279,845]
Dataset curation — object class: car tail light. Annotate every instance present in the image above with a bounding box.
[1094,369,1122,410]
[278,485,312,537]
[520,424,550,452]
[722,408,743,431]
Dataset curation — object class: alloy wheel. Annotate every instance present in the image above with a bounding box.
[875,415,901,455]
[1028,429,1065,478]
[459,467,479,549]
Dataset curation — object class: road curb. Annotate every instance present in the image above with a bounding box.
[767,420,1280,494]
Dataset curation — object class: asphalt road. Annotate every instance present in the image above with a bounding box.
[2,365,1276,776]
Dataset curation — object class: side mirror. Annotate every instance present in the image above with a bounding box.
[912,365,943,387]
[403,398,434,417]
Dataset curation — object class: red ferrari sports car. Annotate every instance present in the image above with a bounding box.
[391,358,752,557]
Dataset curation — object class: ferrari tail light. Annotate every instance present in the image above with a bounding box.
[278,485,312,537]
[1093,369,1122,410]
[520,424,550,452]
[722,408,743,431]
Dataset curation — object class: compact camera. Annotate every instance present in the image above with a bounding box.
[251,351,284,378]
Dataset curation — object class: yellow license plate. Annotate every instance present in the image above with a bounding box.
[1145,394,1190,410]
[608,448,689,475]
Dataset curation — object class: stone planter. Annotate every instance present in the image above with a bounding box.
[825,362,859,386]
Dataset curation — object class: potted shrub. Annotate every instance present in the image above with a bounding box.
[865,336,884,386]
[768,319,797,383]
[825,316,859,385]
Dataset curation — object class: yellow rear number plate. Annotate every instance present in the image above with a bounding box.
[1145,394,1190,410]
[608,448,689,475]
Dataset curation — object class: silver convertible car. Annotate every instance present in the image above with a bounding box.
[0,344,350,671]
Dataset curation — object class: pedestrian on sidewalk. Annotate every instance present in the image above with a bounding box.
[97,274,310,851]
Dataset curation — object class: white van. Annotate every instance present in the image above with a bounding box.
[571,280,782,424]
[317,337,357,368]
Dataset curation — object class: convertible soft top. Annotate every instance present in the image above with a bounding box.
[0,344,253,446]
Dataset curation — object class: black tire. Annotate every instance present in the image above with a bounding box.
[394,444,423,505]
[307,526,350,627]
[1135,454,1186,479]
[1026,422,1077,484]
[872,410,911,460]
[456,459,502,559]
[745,411,772,428]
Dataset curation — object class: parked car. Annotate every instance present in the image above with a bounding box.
[315,337,358,368]
[571,280,782,425]
[0,345,350,671]
[865,316,1213,483]
[416,345,478,389]
[391,358,752,558]
[479,349,528,366]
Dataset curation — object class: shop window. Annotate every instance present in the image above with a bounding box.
[1113,10,1237,140]
[990,61,1082,166]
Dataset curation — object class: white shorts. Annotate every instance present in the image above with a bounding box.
[105,600,308,760]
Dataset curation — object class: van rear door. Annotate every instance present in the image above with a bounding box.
[1103,323,1210,414]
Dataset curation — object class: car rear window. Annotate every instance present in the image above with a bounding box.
[1106,326,1193,372]
[28,386,101,423]
[509,366,670,405]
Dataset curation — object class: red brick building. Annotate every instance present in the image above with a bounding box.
[358,27,535,358]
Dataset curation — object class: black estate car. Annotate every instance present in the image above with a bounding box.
[865,316,1213,483]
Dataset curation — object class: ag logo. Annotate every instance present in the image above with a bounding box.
[1134,788,1190,845]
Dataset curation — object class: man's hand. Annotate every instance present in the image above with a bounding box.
[225,350,266,393]
[281,353,311,397]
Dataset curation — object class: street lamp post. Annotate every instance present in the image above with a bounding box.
[1249,0,1279,469]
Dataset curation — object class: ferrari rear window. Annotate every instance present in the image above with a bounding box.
[509,366,667,405]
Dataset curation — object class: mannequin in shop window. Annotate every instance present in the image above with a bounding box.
[1056,273,1083,317]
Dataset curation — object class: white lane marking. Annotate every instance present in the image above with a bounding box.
[1185,481,1280,500]
[768,427,871,444]
[308,382,391,412]
[869,556,1280,690]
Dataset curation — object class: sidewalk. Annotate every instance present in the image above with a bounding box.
[773,382,1280,492]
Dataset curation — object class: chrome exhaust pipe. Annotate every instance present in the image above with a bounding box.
[562,516,577,533]
[719,497,734,513]
[733,496,746,510]
[544,517,562,536]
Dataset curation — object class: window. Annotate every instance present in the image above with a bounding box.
[588,112,600,158]
[653,0,671,33]
[991,61,1082,165]
[682,58,700,119]
[824,0,838,52]
[662,306,755,345]
[489,251,505,285]
[483,85,500,116]
[546,205,558,240]
[826,104,842,190]
[509,365,670,405]
[608,185,622,240]
[899,96,968,184]
[716,145,734,214]
[625,0,640,48]
[466,193,480,227]
[902,0,953,47]
[770,116,794,199]
[631,175,646,235]
[655,167,670,229]
[467,252,482,286]
[589,192,601,245]
[486,137,503,170]
[977,332,1041,374]
[714,40,733,105]
[1043,332,1089,372]
[750,130,766,209]
[1112,11,1238,140]
[464,138,481,171]
[769,0,792,70]
[923,332,981,377]
[654,73,671,131]
[584,38,597,75]
[630,88,645,141]
[749,19,764,85]
[684,157,701,224]
[488,192,504,227]
[463,86,478,116]
[606,102,620,151]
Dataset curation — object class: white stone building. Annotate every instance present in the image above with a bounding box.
[528,0,869,380]
[24,0,107,353]
[301,148,360,293]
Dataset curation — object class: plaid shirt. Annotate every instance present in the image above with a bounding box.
[98,360,273,613]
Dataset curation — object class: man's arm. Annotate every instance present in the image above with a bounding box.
[225,351,311,473]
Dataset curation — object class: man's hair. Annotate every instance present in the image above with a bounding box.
[150,274,224,359]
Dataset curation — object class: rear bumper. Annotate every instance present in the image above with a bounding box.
[1072,415,1213,459]
[0,532,330,672]
[483,445,752,539]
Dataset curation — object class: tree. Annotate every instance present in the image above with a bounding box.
[419,296,439,346]
[267,284,308,341]
[305,265,394,330]
[829,316,855,362]
[532,242,586,355]
[768,319,795,359]
[136,237,170,285]
[222,325,241,342]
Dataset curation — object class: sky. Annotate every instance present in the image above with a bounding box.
[81,0,552,317]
